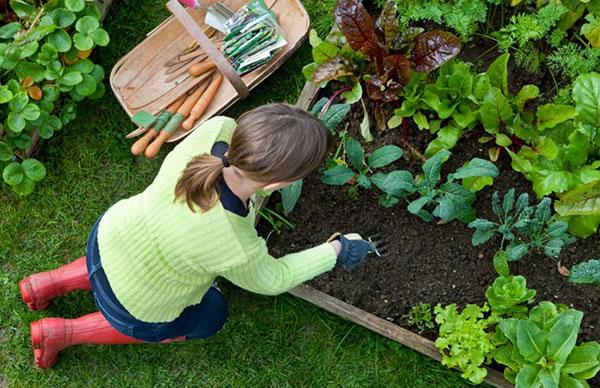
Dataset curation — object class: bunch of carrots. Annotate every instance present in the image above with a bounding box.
[131,59,223,159]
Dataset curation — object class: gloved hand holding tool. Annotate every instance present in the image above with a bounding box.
[328,233,389,271]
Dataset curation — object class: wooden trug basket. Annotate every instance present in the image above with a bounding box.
[109,0,309,142]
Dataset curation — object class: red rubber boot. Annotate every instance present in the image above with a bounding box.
[30,312,186,368]
[19,256,92,310]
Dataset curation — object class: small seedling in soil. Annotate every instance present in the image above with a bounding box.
[259,204,295,241]
[402,302,434,334]
[468,189,576,275]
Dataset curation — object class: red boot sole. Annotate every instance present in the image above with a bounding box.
[19,278,50,311]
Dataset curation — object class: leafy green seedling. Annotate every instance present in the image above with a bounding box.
[468,189,576,272]
[402,303,434,334]
[485,275,536,318]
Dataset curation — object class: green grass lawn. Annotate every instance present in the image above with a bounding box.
[0,0,472,386]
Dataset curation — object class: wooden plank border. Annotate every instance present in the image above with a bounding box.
[285,80,512,388]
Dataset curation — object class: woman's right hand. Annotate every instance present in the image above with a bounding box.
[334,233,374,271]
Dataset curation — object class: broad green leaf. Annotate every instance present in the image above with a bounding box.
[424,125,461,158]
[2,162,24,186]
[308,28,322,47]
[73,33,94,51]
[530,302,560,331]
[463,176,494,192]
[60,70,83,86]
[90,64,105,82]
[558,375,590,388]
[434,182,475,222]
[514,85,539,111]
[563,342,600,379]
[7,112,25,132]
[359,100,372,142]
[9,92,28,111]
[515,364,542,387]
[581,14,600,47]
[423,150,451,186]
[368,145,404,168]
[569,259,600,286]
[499,318,519,345]
[42,84,60,102]
[71,59,94,74]
[506,242,528,261]
[547,310,583,363]
[573,72,600,127]
[472,73,491,101]
[281,179,302,213]
[555,180,600,216]
[0,22,20,39]
[371,170,416,197]
[480,88,513,134]
[90,28,109,46]
[537,104,578,130]
[47,30,72,52]
[52,8,76,28]
[88,82,105,100]
[21,159,46,182]
[65,0,85,12]
[75,73,97,96]
[312,41,339,64]
[0,142,13,161]
[345,137,364,170]
[302,63,317,82]
[21,103,40,121]
[450,158,499,180]
[12,175,35,195]
[407,196,431,216]
[516,320,547,362]
[321,165,354,185]
[9,0,35,18]
[493,250,510,276]
[76,15,100,33]
[340,82,362,104]
[453,104,478,129]
[486,53,509,95]
[15,62,45,83]
[321,103,350,131]
[536,137,559,160]
[413,111,429,130]
[0,86,13,103]
[495,133,512,147]
[567,214,600,238]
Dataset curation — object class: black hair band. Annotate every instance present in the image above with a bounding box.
[221,155,230,167]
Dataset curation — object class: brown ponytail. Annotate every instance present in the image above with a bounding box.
[175,103,329,212]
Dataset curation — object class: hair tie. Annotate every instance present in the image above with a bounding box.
[220,155,230,167]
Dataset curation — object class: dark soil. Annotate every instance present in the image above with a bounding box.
[259,25,600,385]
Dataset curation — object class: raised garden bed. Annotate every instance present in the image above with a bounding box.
[257,2,600,384]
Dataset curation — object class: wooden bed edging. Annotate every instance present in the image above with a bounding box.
[289,80,512,388]
[289,285,512,388]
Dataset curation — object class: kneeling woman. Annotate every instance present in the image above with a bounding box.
[19,103,374,368]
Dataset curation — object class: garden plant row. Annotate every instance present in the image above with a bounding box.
[259,0,600,387]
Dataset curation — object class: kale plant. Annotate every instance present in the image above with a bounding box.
[569,259,600,287]
[468,189,576,273]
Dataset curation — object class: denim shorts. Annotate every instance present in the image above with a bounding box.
[86,216,228,342]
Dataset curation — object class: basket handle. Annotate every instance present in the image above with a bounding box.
[166,0,250,99]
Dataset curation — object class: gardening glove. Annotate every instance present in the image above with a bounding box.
[328,233,374,271]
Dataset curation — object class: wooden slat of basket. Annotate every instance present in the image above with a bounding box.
[110,0,310,142]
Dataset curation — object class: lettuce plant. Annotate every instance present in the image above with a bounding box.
[494,302,600,387]
[485,275,536,318]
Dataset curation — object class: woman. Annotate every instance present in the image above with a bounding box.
[19,103,374,368]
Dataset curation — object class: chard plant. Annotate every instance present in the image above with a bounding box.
[372,149,499,223]
[304,0,460,131]
[468,189,576,275]
[1,0,109,195]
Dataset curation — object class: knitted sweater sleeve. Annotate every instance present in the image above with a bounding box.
[219,236,337,295]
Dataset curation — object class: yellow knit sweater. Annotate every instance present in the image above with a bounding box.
[97,117,336,322]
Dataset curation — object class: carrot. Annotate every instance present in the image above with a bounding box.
[131,95,186,156]
[181,73,223,130]
[189,61,215,77]
[144,79,211,159]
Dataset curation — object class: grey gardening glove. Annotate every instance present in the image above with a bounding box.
[334,233,374,271]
